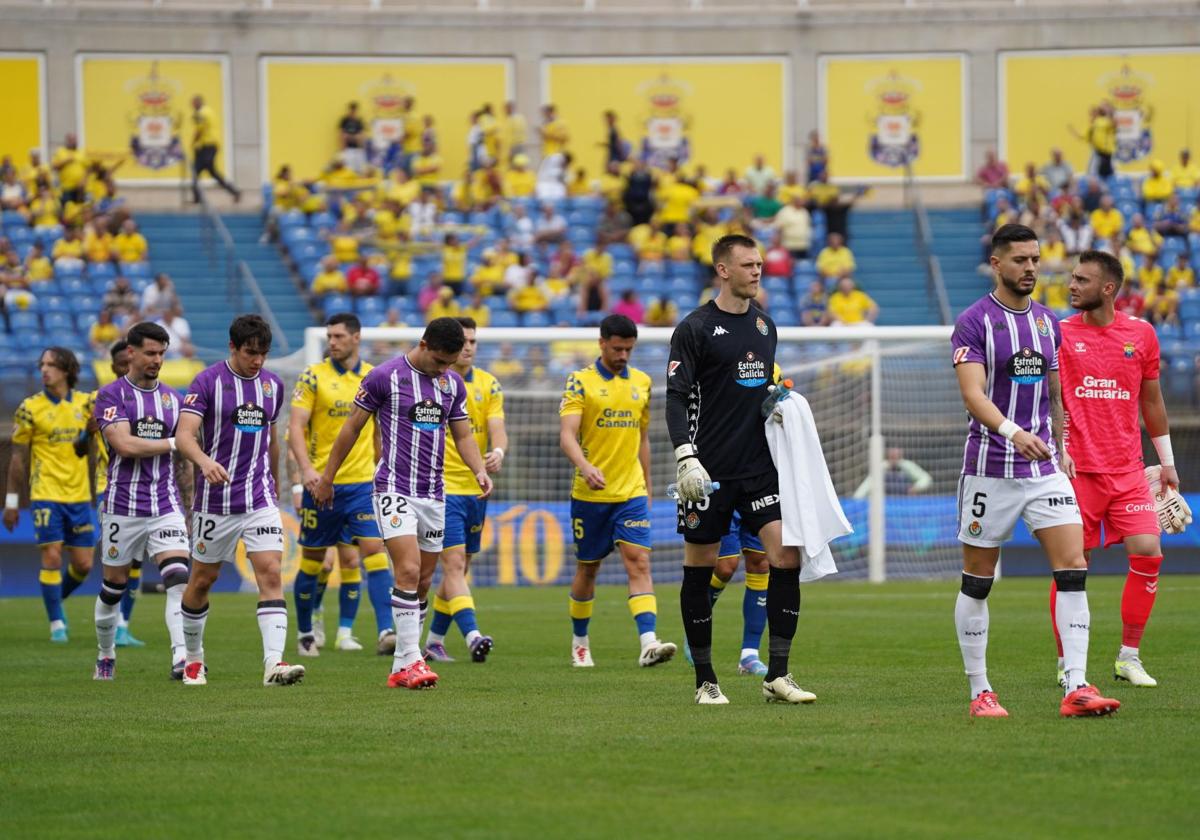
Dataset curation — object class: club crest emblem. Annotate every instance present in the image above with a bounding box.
[968,521,983,538]
[685,512,700,530]
[1035,317,1050,337]
[755,317,768,336]
[262,381,274,398]
[1123,342,1135,358]
[195,541,206,555]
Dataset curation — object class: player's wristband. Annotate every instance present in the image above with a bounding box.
[997,420,1021,441]
[1152,435,1175,467]
[292,483,304,496]
[5,493,18,510]
[167,436,177,452]
[674,443,698,462]
[493,447,505,458]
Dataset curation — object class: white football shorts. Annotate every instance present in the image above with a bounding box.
[191,507,285,564]
[100,511,189,567]
[373,493,445,553]
[957,472,1082,548]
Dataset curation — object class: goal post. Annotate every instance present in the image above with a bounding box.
[285,324,959,585]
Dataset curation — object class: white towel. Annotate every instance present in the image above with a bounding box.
[765,393,853,583]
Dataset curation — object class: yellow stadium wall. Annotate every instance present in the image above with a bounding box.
[0,52,45,164]
[0,5,1197,189]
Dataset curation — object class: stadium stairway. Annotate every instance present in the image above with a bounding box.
[849,210,942,326]
[139,213,311,355]
[927,207,988,317]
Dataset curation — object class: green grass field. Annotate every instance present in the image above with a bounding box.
[1,575,1197,839]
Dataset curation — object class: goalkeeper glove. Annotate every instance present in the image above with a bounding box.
[674,444,712,503]
[1145,465,1192,535]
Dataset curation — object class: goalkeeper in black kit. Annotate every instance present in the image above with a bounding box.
[666,233,816,706]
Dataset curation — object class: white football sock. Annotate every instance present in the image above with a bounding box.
[257,601,288,670]
[181,604,208,664]
[955,591,991,699]
[1118,644,1139,661]
[1055,590,1091,692]
[391,590,421,671]
[741,647,759,661]
[572,634,589,649]
[465,629,481,647]
[164,584,186,663]
[426,629,446,646]
[639,631,658,649]
[94,593,121,660]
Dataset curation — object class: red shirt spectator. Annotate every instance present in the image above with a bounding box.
[611,289,644,324]
[1114,285,1145,318]
[347,258,380,296]
[764,239,792,278]
[975,149,1009,190]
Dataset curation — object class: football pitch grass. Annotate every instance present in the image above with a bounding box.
[1,575,1197,839]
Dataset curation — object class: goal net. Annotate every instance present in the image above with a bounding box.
[279,324,962,586]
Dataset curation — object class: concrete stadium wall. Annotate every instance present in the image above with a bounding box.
[2,3,1198,191]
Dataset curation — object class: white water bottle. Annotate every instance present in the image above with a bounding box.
[666,481,720,500]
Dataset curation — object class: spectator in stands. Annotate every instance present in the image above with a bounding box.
[597,200,632,246]
[547,240,580,287]
[716,168,743,197]
[141,273,179,318]
[611,288,644,324]
[507,203,535,252]
[442,232,473,294]
[815,232,855,284]
[1079,176,1105,213]
[566,166,592,199]
[1014,162,1050,209]
[622,160,655,226]
[102,276,139,322]
[1059,211,1094,257]
[852,446,933,499]
[601,110,629,168]
[1040,227,1069,278]
[1089,194,1124,247]
[645,294,678,327]
[743,154,775,196]
[463,291,490,328]
[773,192,813,260]
[1174,149,1200,190]
[582,238,613,282]
[1142,160,1174,204]
[823,276,878,326]
[1137,251,1164,291]
[665,223,691,263]
[113,219,148,264]
[1041,148,1074,194]
[22,150,49,195]
[346,255,381,297]
[806,131,828,184]
[1153,194,1189,241]
[748,182,783,223]
[576,268,609,323]
[1167,252,1195,289]
[311,256,348,296]
[83,220,116,266]
[763,232,792,279]
[597,160,625,206]
[0,169,26,217]
[658,175,700,229]
[806,169,862,241]
[503,154,536,199]
[29,186,59,230]
[190,96,240,204]
[411,138,443,188]
[975,149,1009,192]
[509,268,551,315]
[426,285,460,322]
[536,149,570,202]
[799,279,828,327]
[631,221,667,263]
[329,220,360,264]
[1126,214,1162,257]
[539,103,569,159]
[417,272,446,313]
[89,308,121,354]
[0,249,26,287]
[1114,279,1145,318]
[470,249,506,298]
[51,227,85,272]
[491,343,525,383]
[23,242,51,282]
[52,133,88,206]
[1144,279,1179,327]
[503,251,534,296]
[500,100,527,163]
[533,202,567,249]
[157,302,195,359]
[778,170,806,205]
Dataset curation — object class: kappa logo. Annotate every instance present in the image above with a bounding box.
[668,361,680,377]
[713,325,729,337]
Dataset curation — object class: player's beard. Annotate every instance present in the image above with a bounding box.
[998,270,1036,300]
[1070,290,1103,311]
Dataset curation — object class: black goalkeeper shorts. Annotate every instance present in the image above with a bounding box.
[676,471,780,545]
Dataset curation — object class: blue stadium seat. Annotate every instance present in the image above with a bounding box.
[38,295,70,314]
[34,224,63,244]
[666,261,695,280]
[43,312,74,332]
[355,296,384,315]
[54,262,83,280]
[282,226,313,246]
[310,211,336,230]
[9,311,40,331]
[1158,322,1182,340]
[121,262,151,278]
[278,210,306,230]
[490,311,519,328]
[7,226,33,247]
[29,280,60,297]
[87,262,116,281]
[322,294,352,317]
[521,311,552,328]
[359,312,384,328]
[637,261,665,277]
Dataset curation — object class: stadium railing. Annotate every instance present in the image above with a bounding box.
[904,162,953,326]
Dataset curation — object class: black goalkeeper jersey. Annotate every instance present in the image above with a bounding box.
[665,300,777,481]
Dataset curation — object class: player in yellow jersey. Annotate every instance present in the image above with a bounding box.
[559,315,676,668]
[423,317,508,663]
[4,348,98,642]
[289,313,396,657]
[191,94,240,204]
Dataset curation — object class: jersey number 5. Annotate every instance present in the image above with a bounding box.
[971,492,987,518]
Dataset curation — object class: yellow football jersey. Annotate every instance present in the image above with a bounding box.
[291,359,376,484]
[444,367,504,495]
[559,361,651,503]
[12,390,93,503]
[86,390,109,497]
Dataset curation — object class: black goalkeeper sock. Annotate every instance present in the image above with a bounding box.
[766,566,801,681]
[681,566,717,688]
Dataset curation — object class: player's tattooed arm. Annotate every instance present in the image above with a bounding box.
[1047,371,1074,477]
[174,453,194,514]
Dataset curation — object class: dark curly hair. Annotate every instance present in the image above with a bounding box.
[43,346,80,389]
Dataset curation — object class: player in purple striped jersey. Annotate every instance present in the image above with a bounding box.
[90,322,193,681]
[951,224,1119,718]
[314,318,493,690]
[175,315,304,687]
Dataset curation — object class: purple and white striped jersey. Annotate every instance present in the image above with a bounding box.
[354,354,467,500]
[181,361,284,515]
[94,377,183,517]
[951,293,1062,479]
